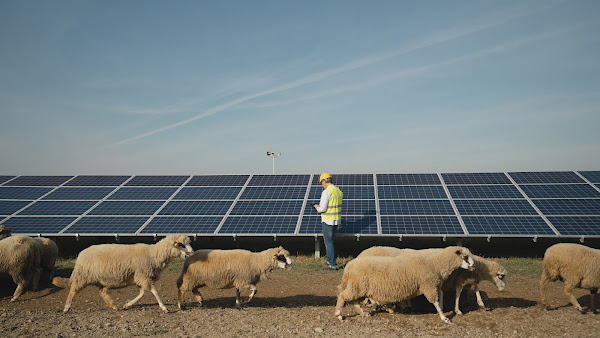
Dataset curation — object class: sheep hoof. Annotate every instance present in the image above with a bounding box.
[122,305,129,310]
[10,297,17,302]
[455,310,463,315]
[442,317,452,324]
[337,315,345,321]
[161,308,170,313]
[112,306,119,311]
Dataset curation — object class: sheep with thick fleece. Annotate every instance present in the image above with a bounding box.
[336,246,474,323]
[177,246,292,310]
[34,237,59,281]
[2,235,42,290]
[0,240,37,301]
[359,246,507,314]
[540,243,600,314]
[52,234,193,313]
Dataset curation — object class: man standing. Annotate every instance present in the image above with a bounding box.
[313,172,343,270]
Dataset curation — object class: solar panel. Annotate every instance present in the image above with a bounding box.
[0,216,77,233]
[379,200,455,215]
[241,186,307,200]
[43,187,114,200]
[441,173,511,185]
[65,176,131,186]
[454,200,538,215]
[520,184,600,199]
[108,187,178,200]
[173,187,241,200]
[309,186,374,199]
[376,174,441,185]
[305,199,376,216]
[248,175,310,186]
[0,201,32,215]
[380,216,464,235]
[140,216,223,234]
[579,171,600,183]
[87,201,163,215]
[186,175,250,186]
[125,176,189,186]
[462,216,554,235]
[509,171,585,184]
[0,187,53,199]
[218,216,297,234]
[532,199,600,215]
[448,185,523,199]
[230,200,302,215]
[18,201,97,215]
[0,176,16,185]
[377,186,447,199]
[64,217,149,234]
[546,216,600,236]
[298,215,378,234]
[4,176,73,186]
[158,201,232,215]
[311,174,373,185]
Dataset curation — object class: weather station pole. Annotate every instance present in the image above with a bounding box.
[266,151,281,174]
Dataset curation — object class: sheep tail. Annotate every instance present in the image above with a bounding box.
[51,276,71,288]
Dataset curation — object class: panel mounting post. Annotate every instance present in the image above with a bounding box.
[398,235,403,242]
[356,234,361,242]
[533,235,538,243]
[273,234,277,242]
[580,236,585,243]
[487,235,492,243]
[314,235,320,259]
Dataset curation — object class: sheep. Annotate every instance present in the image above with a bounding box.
[33,237,59,282]
[335,246,474,323]
[52,234,193,313]
[540,243,600,314]
[0,225,11,240]
[0,240,38,301]
[358,246,507,314]
[1,235,42,290]
[176,246,292,310]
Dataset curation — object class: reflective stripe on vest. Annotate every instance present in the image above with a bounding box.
[321,185,343,222]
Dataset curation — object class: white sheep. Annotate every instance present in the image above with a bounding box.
[33,237,59,282]
[2,235,42,290]
[52,234,193,313]
[0,240,38,301]
[358,246,507,314]
[335,246,474,323]
[540,243,600,314]
[176,246,292,310]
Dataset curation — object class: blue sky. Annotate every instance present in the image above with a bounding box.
[1,0,599,175]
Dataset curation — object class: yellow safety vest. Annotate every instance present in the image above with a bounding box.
[321,185,343,222]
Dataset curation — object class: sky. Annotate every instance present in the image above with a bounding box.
[1,0,599,175]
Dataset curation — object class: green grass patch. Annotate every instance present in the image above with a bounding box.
[491,257,544,278]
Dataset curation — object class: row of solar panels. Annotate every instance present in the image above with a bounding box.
[0,172,599,237]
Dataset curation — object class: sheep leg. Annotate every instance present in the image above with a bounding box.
[242,285,257,304]
[235,289,244,310]
[474,284,486,310]
[426,288,451,323]
[31,267,40,291]
[454,286,464,315]
[590,289,597,314]
[10,283,26,302]
[149,284,169,313]
[99,287,119,311]
[191,288,203,306]
[63,282,85,313]
[334,288,355,320]
[539,272,550,308]
[123,287,145,310]
[564,283,584,313]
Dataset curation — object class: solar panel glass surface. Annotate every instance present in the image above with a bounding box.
[186,175,249,186]
[241,186,307,200]
[88,201,163,215]
[379,200,455,215]
[579,171,600,183]
[520,184,600,199]
[43,187,114,200]
[454,200,538,215]
[218,216,298,234]
[4,176,73,186]
[173,187,241,200]
[0,176,16,185]
[0,201,32,215]
[462,216,554,235]
[0,187,53,199]
[248,175,310,186]
[376,174,441,185]
[108,187,178,200]
[230,200,302,215]
[448,185,523,199]
[308,186,374,199]
[532,199,600,215]
[140,216,223,234]
[299,215,378,234]
[311,174,373,185]
[159,201,232,215]
[441,173,511,185]
[546,216,600,236]
[0,216,77,233]
[509,171,584,184]
[65,176,131,186]
[125,176,189,186]
[64,217,149,234]
[18,201,98,215]
[305,199,376,216]
[377,186,447,199]
[380,216,464,234]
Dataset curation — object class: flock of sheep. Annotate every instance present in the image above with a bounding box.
[0,225,599,324]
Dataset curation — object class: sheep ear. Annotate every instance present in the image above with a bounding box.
[173,242,178,247]
[455,249,461,256]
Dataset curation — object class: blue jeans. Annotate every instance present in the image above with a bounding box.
[322,222,337,267]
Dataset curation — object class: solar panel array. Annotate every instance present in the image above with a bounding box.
[1,171,599,237]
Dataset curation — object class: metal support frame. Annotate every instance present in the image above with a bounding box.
[314,235,320,259]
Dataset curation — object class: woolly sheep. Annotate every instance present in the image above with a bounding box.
[0,240,38,301]
[33,237,59,282]
[335,246,475,323]
[52,234,193,313]
[177,246,292,310]
[359,246,507,314]
[1,235,42,290]
[540,243,600,314]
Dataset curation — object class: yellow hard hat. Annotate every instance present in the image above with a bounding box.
[319,172,332,184]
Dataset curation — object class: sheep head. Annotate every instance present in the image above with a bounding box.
[454,247,475,271]
[271,246,292,270]
[492,263,507,291]
[0,225,11,240]
[165,234,194,259]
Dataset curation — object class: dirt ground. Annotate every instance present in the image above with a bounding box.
[1,257,599,337]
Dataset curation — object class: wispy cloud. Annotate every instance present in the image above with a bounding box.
[108,1,565,147]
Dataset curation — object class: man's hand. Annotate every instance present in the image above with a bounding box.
[313,204,320,209]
